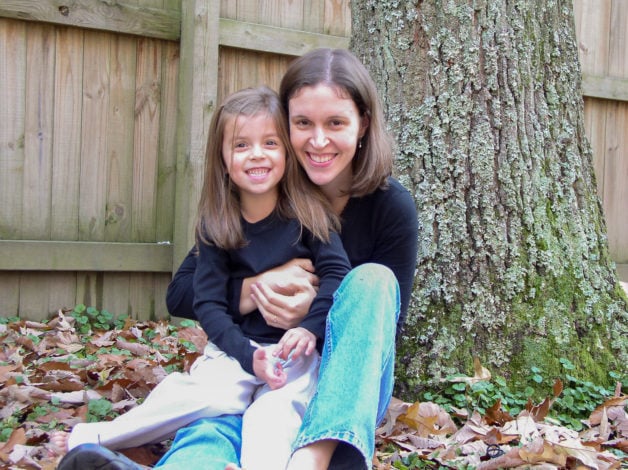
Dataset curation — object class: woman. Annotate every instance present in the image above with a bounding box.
[59,48,418,470]
[165,48,418,470]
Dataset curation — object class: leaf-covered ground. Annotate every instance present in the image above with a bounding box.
[0,308,626,470]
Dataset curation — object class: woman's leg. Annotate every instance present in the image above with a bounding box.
[289,263,400,470]
[155,415,243,470]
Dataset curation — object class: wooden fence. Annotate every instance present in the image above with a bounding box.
[0,0,625,320]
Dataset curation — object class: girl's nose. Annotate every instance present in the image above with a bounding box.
[310,127,329,148]
[251,144,264,157]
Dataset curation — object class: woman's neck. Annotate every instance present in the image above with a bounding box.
[321,170,352,215]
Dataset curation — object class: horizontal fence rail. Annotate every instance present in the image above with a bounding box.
[0,241,173,272]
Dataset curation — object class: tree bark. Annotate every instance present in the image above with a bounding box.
[350,0,627,398]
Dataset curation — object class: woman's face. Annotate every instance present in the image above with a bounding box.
[288,84,366,197]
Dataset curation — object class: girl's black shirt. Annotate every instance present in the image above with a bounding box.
[194,211,350,375]
[168,177,418,337]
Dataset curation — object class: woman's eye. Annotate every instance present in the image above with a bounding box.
[293,119,310,127]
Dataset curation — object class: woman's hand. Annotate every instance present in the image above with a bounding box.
[245,258,319,329]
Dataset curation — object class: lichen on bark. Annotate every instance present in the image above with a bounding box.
[351,0,628,400]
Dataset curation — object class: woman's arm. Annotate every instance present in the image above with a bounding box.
[166,248,197,319]
[166,248,319,328]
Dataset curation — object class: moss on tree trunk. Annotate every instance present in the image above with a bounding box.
[351,0,628,399]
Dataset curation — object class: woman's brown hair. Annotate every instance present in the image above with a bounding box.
[279,48,393,197]
[196,86,338,250]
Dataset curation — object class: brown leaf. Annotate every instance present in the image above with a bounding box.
[485,399,514,426]
[519,437,567,467]
[476,447,526,469]
[377,397,410,437]
[524,395,553,422]
[589,396,627,426]
[0,427,27,456]
[115,338,152,356]
[399,402,457,437]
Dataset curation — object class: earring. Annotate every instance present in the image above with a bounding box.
[358,139,363,149]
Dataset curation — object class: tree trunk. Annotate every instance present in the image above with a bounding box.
[350,0,627,398]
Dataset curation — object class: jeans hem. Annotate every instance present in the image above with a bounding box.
[292,431,370,470]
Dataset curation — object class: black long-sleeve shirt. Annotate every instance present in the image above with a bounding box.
[194,211,350,375]
[170,177,418,333]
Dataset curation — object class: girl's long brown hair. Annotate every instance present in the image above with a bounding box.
[196,86,338,250]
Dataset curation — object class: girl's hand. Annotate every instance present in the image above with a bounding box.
[275,327,317,361]
[253,346,287,390]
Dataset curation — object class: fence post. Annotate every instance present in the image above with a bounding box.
[172,0,220,271]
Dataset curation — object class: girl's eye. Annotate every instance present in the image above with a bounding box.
[266,139,280,146]
[234,141,248,149]
[330,119,343,127]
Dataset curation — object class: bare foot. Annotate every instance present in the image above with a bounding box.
[48,430,69,456]
[286,440,338,470]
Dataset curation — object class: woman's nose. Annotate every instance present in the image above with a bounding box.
[310,128,329,148]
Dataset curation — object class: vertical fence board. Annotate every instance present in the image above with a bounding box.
[236,0,259,23]
[153,274,170,320]
[582,97,607,196]
[105,35,136,242]
[129,274,155,320]
[155,41,179,244]
[574,0,611,75]
[0,272,19,317]
[102,272,131,317]
[48,273,77,313]
[132,38,161,242]
[51,26,83,241]
[324,0,350,36]
[23,23,54,240]
[603,0,628,262]
[79,31,110,241]
[18,273,50,320]
[303,0,325,33]
[0,19,26,240]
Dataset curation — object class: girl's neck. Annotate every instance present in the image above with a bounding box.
[241,191,278,223]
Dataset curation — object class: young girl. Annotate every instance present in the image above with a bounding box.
[54,86,350,470]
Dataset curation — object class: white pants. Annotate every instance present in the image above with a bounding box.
[68,342,320,470]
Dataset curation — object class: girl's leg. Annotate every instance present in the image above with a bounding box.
[289,264,400,470]
[67,344,258,451]
[155,415,243,470]
[239,348,320,470]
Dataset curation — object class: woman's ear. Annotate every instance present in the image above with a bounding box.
[359,114,370,139]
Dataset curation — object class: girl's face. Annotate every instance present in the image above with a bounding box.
[288,84,367,198]
[222,112,286,202]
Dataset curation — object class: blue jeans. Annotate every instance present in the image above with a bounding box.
[156,263,400,470]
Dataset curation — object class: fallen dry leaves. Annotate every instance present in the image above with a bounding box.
[0,310,626,469]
